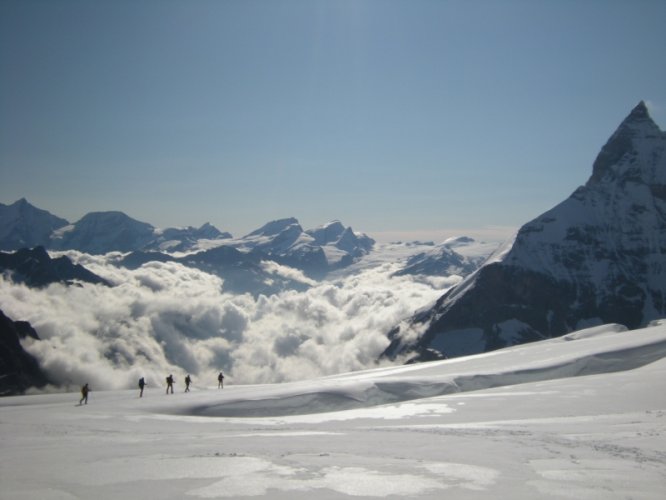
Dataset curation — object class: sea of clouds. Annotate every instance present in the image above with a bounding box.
[0,247,458,392]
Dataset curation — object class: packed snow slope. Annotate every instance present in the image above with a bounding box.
[1,322,665,499]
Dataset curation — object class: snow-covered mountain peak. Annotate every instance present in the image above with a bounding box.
[305,221,374,255]
[384,102,666,362]
[51,211,156,254]
[236,218,374,273]
[13,197,29,208]
[589,100,665,186]
[306,220,346,246]
[0,198,69,251]
[190,222,224,239]
[333,226,361,252]
[625,100,651,124]
[245,217,302,238]
[70,212,153,238]
[507,101,666,273]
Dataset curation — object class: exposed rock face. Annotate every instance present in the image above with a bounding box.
[384,102,666,361]
[0,309,50,395]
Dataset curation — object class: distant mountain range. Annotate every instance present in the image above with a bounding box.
[0,198,232,254]
[0,199,378,293]
[385,101,666,362]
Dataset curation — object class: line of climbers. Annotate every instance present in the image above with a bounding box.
[78,372,225,404]
[153,371,225,396]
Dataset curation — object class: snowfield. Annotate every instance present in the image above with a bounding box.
[2,322,666,499]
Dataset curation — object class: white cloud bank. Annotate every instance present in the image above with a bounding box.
[0,250,456,391]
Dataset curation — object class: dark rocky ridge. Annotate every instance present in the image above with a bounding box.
[0,246,111,288]
[0,309,51,395]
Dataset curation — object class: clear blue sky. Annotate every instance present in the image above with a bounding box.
[1,0,665,242]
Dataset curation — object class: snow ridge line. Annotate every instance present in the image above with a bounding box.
[175,335,666,418]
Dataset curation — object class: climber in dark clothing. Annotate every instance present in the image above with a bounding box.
[138,377,146,397]
[217,371,224,389]
[166,374,174,394]
[184,374,191,392]
[79,383,90,405]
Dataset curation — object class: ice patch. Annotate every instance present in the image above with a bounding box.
[188,462,464,498]
[316,466,444,497]
[420,462,499,491]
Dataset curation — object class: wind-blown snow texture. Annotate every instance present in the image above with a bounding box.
[386,102,666,361]
[1,323,665,499]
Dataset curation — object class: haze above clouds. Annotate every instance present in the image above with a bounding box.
[1,1,665,241]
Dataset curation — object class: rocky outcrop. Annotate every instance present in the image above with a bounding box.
[0,309,50,395]
[0,246,111,288]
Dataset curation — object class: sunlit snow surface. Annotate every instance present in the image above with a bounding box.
[2,322,666,499]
